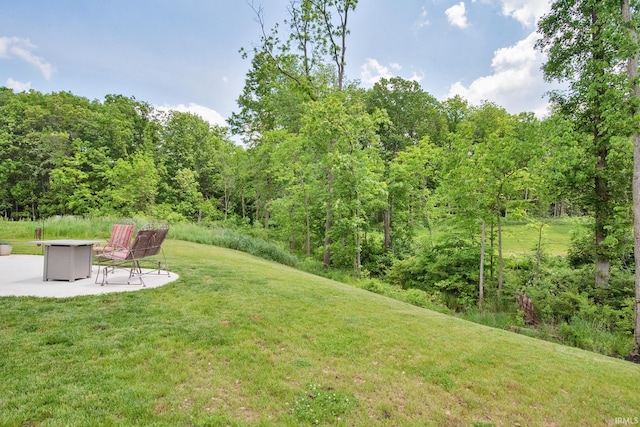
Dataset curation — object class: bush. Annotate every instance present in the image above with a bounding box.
[403,288,430,308]
[359,278,385,295]
[385,235,482,311]
[567,226,594,268]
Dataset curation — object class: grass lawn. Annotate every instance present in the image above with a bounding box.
[419,218,580,256]
[500,219,578,256]
[1,238,639,426]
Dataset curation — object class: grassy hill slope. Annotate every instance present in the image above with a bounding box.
[1,240,639,426]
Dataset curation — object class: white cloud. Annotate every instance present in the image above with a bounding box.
[446,2,469,29]
[5,78,31,92]
[0,36,53,80]
[414,7,430,30]
[407,71,424,84]
[446,31,550,117]
[499,0,551,27]
[156,103,227,127]
[359,58,423,87]
[360,58,396,86]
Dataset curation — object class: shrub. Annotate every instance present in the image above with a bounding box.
[170,224,299,267]
[359,278,385,295]
[385,235,481,311]
[403,288,430,308]
[567,226,594,268]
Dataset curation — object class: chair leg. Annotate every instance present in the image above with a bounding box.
[101,266,108,286]
[127,260,146,287]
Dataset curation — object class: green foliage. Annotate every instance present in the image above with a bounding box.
[386,235,482,310]
[558,316,634,357]
[169,223,299,267]
[567,219,634,270]
[402,288,432,308]
[0,90,238,223]
[536,0,637,282]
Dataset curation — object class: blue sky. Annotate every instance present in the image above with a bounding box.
[0,0,552,128]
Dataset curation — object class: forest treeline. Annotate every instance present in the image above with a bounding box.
[2,0,640,357]
[1,85,626,272]
[0,84,635,355]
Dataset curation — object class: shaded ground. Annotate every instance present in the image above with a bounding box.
[624,353,640,364]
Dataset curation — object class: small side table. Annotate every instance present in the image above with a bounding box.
[32,240,103,282]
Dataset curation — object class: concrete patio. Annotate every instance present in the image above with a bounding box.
[0,254,179,298]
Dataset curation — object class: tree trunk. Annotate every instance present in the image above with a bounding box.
[489,221,495,279]
[595,153,611,286]
[323,170,334,268]
[479,220,486,309]
[634,130,640,354]
[592,7,611,286]
[497,212,504,301]
[383,208,391,250]
[623,0,640,354]
[304,187,311,258]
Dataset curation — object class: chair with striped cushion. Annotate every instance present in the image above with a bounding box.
[95,222,169,286]
[93,223,135,254]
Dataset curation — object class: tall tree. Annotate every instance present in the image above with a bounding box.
[436,103,541,301]
[238,0,359,267]
[537,0,636,285]
[366,77,445,253]
[622,0,640,354]
[301,90,386,273]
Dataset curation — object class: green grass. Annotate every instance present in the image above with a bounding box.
[500,218,579,256]
[1,235,639,425]
[419,217,579,256]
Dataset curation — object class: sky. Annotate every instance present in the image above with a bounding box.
[0,0,554,129]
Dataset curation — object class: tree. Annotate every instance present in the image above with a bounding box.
[301,90,386,273]
[435,103,541,302]
[238,0,359,267]
[366,77,445,253]
[101,151,159,217]
[268,130,317,256]
[387,137,440,253]
[537,0,637,285]
[622,0,640,354]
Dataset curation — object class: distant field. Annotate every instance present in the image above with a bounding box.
[500,219,579,256]
[419,217,583,257]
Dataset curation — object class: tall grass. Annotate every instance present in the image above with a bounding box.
[169,223,299,267]
[0,217,299,267]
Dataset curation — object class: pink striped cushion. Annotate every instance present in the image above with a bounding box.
[110,224,134,249]
[94,223,134,253]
